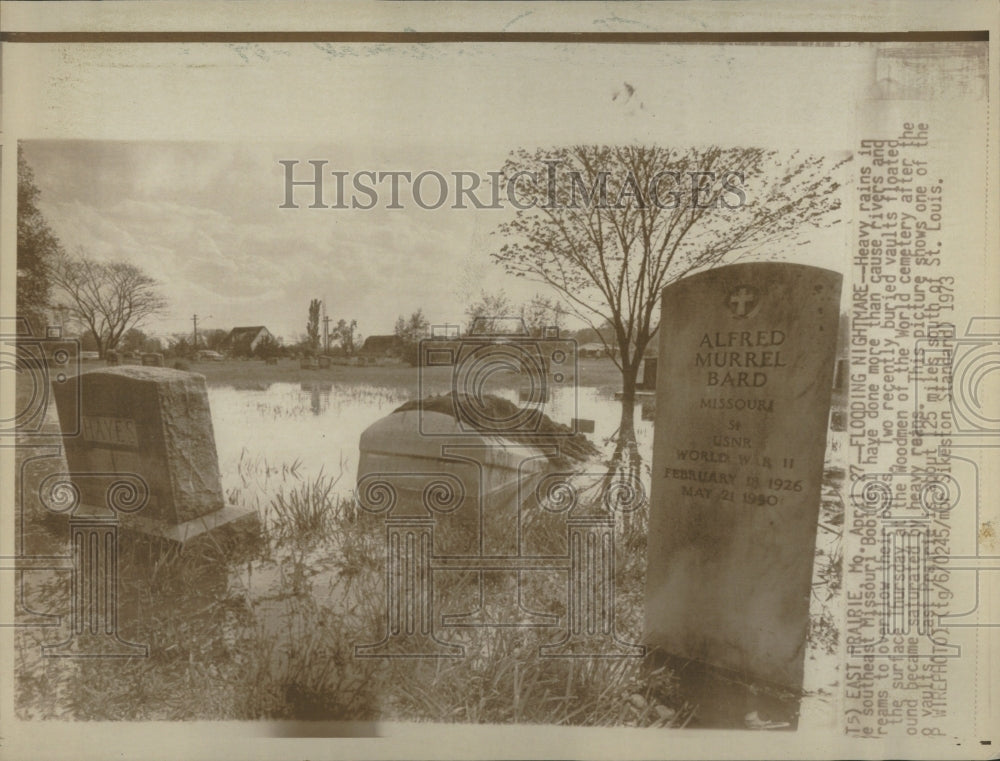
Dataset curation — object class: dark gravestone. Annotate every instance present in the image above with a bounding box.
[140,352,163,367]
[639,356,658,391]
[318,355,332,369]
[105,349,119,366]
[52,367,258,544]
[265,356,278,366]
[645,263,841,706]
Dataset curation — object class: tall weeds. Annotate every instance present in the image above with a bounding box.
[16,441,842,726]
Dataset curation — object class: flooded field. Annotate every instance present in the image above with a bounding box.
[14,366,842,727]
[210,380,654,493]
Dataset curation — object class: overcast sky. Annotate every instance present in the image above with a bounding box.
[24,140,521,341]
[17,42,876,341]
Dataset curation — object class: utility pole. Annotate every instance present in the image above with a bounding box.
[320,297,330,354]
[192,314,199,348]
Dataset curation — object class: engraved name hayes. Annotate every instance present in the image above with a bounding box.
[81,415,139,448]
[695,329,788,387]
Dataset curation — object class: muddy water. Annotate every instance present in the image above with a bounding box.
[207,381,838,727]
[208,382,655,497]
[16,375,840,724]
[207,381,655,657]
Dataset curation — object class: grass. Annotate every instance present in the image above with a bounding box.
[235,594,384,720]
[384,630,682,726]
[12,447,678,725]
[258,466,662,725]
[268,465,343,542]
[13,467,842,727]
[12,373,845,726]
[12,443,845,725]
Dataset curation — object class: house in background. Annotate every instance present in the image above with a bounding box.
[360,334,402,357]
[223,326,274,356]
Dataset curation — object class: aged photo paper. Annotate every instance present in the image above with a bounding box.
[1,2,997,759]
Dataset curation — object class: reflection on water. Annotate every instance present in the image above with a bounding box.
[301,380,333,415]
[204,380,839,729]
[209,381,653,496]
[13,374,844,725]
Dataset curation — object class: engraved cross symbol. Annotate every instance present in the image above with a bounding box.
[729,286,758,317]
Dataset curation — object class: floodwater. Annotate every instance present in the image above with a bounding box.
[209,382,656,499]
[14,375,844,725]
[205,379,842,728]
[207,380,660,655]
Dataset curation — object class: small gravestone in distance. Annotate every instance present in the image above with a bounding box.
[645,262,841,723]
[105,350,119,366]
[638,356,658,391]
[141,352,163,367]
[265,356,278,366]
[52,366,258,544]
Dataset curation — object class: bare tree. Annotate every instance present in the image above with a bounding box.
[465,290,514,335]
[520,293,567,337]
[466,291,566,338]
[50,249,167,357]
[493,144,847,447]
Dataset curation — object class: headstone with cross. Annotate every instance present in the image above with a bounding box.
[728,285,759,317]
[645,262,841,726]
